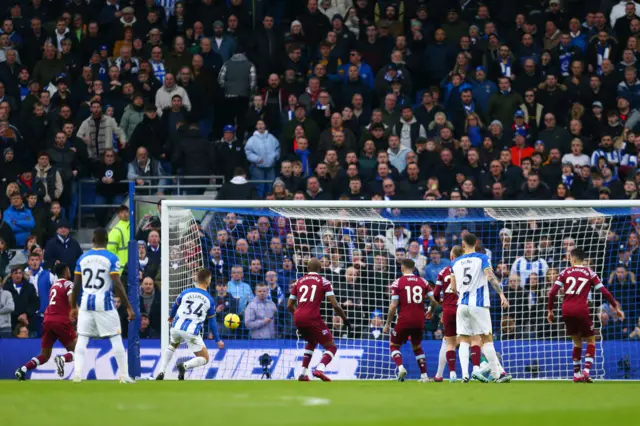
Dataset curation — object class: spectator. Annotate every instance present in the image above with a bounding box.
[226,265,252,312]
[24,251,54,325]
[218,47,256,136]
[108,205,130,268]
[245,119,280,198]
[0,209,16,249]
[425,248,451,284]
[244,283,277,339]
[127,147,169,195]
[76,100,127,161]
[139,277,161,334]
[3,192,35,248]
[92,149,128,227]
[487,77,524,129]
[215,125,248,181]
[33,152,63,205]
[217,167,257,200]
[0,277,14,336]
[155,73,191,115]
[146,230,161,267]
[172,123,215,195]
[120,92,145,139]
[43,220,82,270]
[4,266,38,334]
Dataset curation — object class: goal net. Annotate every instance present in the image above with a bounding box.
[160,200,640,380]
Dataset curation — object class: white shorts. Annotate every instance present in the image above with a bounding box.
[456,305,492,336]
[77,309,121,338]
[170,329,205,353]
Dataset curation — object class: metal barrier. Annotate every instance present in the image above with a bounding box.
[77,176,226,228]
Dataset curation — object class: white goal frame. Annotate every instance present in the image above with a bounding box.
[160,199,640,379]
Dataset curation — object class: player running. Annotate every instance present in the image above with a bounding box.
[70,228,135,383]
[383,258,432,382]
[450,233,510,383]
[15,263,77,380]
[548,247,623,383]
[157,269,224,380]
[287,258,351,382]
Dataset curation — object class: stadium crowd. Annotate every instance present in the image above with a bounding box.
[0,0,639,345]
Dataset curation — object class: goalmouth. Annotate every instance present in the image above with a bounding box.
[160,200,640,380]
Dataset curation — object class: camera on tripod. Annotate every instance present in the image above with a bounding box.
[259,353,272,379]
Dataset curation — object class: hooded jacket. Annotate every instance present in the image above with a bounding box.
[245,130,280,168]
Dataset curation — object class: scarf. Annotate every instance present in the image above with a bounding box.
[562,173,574,189]
[558,44,571,77]
[305,87,320,103]
[19,175,32,190]
[500,56,511,77]
[468,126,482,146]
[463,101,475,114]
[295,148,311,176]
[56,234,70,248]
[596,42,610,75]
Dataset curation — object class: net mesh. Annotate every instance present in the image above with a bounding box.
[162,204,640,380]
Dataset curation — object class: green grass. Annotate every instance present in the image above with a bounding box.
[3,380,638,426]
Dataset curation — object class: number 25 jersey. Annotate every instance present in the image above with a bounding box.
[75,249,121,312]
[452,253,491,308]
[172,288,216,335]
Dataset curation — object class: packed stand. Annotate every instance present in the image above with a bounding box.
[0,0,639,342]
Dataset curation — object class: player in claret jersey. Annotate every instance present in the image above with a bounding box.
[287,258,351,382]
[548,248,623,383]
[383,258,431,382]
[15,263,77,380]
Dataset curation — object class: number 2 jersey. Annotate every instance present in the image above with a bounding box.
[43,279,74,324]
[75,249,121,312]
[434,266,457,309]
[290,272,334,325]
[452,252,491,308]
[391,274,430,328]
[171,288,216,335]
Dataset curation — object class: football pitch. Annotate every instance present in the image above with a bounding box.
[2,380,638,426]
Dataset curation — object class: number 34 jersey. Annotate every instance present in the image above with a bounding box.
[171,288,216,335]
[75,249,121,312]
[452,253,491,308]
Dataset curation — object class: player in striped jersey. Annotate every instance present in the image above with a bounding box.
[157,269,224,380]
[451,233,510,383]
[71,228,135,383]
[510,240,549,288]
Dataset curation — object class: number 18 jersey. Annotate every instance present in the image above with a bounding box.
[75,249,120,312]
[452,253,491,308]
[391,274,429,328]
[171,288,216,335]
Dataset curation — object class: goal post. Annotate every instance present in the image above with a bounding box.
[160,200,640,380]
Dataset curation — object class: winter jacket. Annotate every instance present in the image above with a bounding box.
[4,278,39,330]
[0,287,14,330]
[129,115,167,159]
[215,137,249,180]
[44,234,83,271]
[617,79,640,110]
[218,53,257,98]
[245,130,280,168]
[120,103,145,139]
[127,158,169,188]
[155,84,191,116]
[92,160,128,198]
[76,114,127,160]
[172,128,216,176]
[3,205,35,247]
[46,146,78,183]
[487,90,525,128]
[0,220,16,249]
[471,80,498,112]
[33,164,63,204]
[244,296,277,339]
[216,176,258,200]
[338,61,374,88]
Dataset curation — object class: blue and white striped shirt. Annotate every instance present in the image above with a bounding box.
[171,288,216,335]
[75,249,120,312]
[452,253,491,308]
[591,148,623,169]
[510,256,549,288]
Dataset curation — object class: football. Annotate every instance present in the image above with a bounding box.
[224,313,241,329]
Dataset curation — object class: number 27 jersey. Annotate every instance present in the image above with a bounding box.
[75,249,121,312]
[172,288,216,335]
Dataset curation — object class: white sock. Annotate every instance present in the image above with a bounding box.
[74,335,89,379]
[109,335,129,379]
[459,342,470,379]
[479,361,491,376]
[159,347,176,374]
[436,340,447,378]
[301,367,308,376]
[184,356,207,370]
[482,342,501,379]
[317,363,326,372]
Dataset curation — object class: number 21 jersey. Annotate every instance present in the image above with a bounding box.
[75,249,120,312]
[290,272,334,324]
[452,253,491,308]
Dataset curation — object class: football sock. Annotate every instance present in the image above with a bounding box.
[459,342,470,379]
[317,346,336,372]
[63,352,74,363]
[159,346,176,374]
[413,347,427,375]
[23,355,47,372]
[446,350,457,375]
[471,345,481,373]
[479,360,491,376]
[482,342,501,379]
[584,344,595,373]
[572,346,582,377]
[184,356,207,370]
[436,340,447,378]
[301,344,315,375]
[391,346,403,368]
[109,335,128,378]
[73,335,89,379]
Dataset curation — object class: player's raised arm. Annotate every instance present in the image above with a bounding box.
[483,264,509,309]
